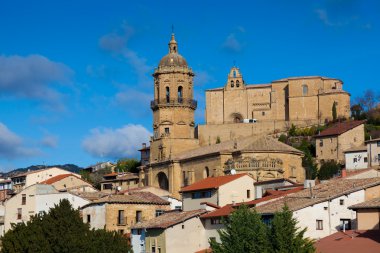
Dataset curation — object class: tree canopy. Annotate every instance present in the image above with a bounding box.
[1,199,132,253]
[318,160,341,180]
[210,205,315,253]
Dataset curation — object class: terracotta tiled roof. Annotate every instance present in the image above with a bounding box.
[315,120,365,138]
[343,145,367,153]
[40,174,80,184]
[194,248,212,253]
[349,197,380,210]
[171,136,303,161]
[83,192,170,207]
[201,187,303,219]
[103,172,118,177]
[254,178,297,186]
[254,178,380,214]
[71,191,108,201]
[314,230,380,253]
[132,209,207,229]
[180,174,248,193]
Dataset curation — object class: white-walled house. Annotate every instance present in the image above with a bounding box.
[180,174,255,211]
[4,184,90,232]
[10,167,81,193]
[367,137,380,168]
[344,146,368,170]
[255,177,380,239]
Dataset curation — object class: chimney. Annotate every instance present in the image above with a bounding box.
[341,168,347,178]
[142,143,146,149]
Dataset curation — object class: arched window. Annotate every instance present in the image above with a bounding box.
[178,86,183,103]
[166,87,170,103]
[231,80,234,87]
[236,80,240,87]
[302,85,308,96]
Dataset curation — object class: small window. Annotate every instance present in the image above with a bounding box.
[136,210,142,223]
[22,194,26,205]
[211,218,222,225]
[236,80,240,87]
[262,111,265,116]
[87,214,91,223]
[165,127,170,134]
[182,224,185,229]
[340,219,351,230]
[378,154,380,162]
[247,190,251,198]
[152,246,156,253]
[302,85,308,96]
[340,199,344,205]
[353,158,358,163]
[155,210,165,217]
[364,157,368,163]
[137,229,142,235]
[316,220,323,230]
[118,210,125,225]
[231,80,234,87]
[118,229,124,235]
[166,87,170,103]
[319,140,323,147]
[377,141,380,147]
[17,208,22,220]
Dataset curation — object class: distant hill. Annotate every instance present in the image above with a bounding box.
[2,164,83,178]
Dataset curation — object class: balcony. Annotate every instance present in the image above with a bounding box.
[150,98,197,110]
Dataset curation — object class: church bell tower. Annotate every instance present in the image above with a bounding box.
[149,34,199,162]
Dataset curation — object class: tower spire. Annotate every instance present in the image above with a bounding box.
[169,32,178,53]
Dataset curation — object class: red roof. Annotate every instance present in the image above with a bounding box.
[194,249,212,253]
[315,120,365,138]
[315,230,380,253]
[201,186,303,219]
[180,174,248,193]
[40,174,81,185]
[103,172,118,177]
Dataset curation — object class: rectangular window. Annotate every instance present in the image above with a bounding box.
[353,158,357,163]
[103,184,112,190]
[364,157,368,163]
[17,208,22,220]
[340,199,344,205]
[165,127,170,134]
[136,210,142,223]
[87,214,91,223]
[152,246,156,253]
[316,220,323,230]
[211,218,222,225]
[155,210,164,217]
[118,210,125,225]
[378,154,380,162]
[21,194,26,205]
[319,140,323,147]
[262,111,265,116]
[377,141,380,147]
[247,190,251,198]
[191,191,212,199]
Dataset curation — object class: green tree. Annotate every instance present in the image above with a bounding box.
[318,160,340,180]
[332,102,337,121]
[278,134,287,143]
[1,199,132,253]
[289,124,297,137]
[296,140,317,179]
[210,205,271,253]
[216,136,221,144]
[116,158,141,173]
[269,205,315,253]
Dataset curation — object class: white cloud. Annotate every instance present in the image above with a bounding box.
[40,134,58,148]
[112,88,152,117]
[0,122,41,159]
[222,33,242,53]
[99,23,152,85]
[82,124,151,159]
[0,54,73,110]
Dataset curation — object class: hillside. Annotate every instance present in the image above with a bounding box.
[2,164,83,178]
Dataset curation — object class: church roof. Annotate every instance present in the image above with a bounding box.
[158,33,188,68]
[272,76,342,82]
[172,135,303,161]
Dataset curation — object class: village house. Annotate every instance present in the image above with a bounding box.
[131,209,208,253]
[254,177,380,239]
[180,174,255,211]
[314,120,365,165]
[100,172,139,193]
[349,197,380,230]
[4,184,90,232]
[344,146,368,170]
[366,137,380,168]
[81,191,171,235]
[82,161,115,173]
[253,178,302,199]
[10,167,81,193]
[40,173,97,193]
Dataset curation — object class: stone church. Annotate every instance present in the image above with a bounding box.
[139,34,350,198]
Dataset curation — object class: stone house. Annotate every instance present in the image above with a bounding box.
[10,167,81,193]
[180,174,255,211]
[4,184,90,232]
[100,172,139,193]
[40,173,97,193]
[131,209,208,253]
[366,137,380,168]
[254,177,380,239]
[314,120,365,165]
[81,192,170,235]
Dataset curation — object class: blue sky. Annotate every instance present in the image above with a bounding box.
[0,0,379,171]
